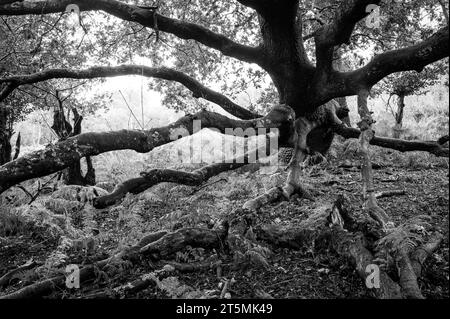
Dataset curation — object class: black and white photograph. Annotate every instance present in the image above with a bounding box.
[0,0,449,306]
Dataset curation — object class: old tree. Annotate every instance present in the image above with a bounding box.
[0,0,449,299]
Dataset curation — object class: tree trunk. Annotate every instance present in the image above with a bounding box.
[393,94,405,139]
[0,106,12,165]
[51,106,95,186]
[334,48,351,127]
[13,132,21,160]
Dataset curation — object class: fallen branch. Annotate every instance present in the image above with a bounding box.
[140,222,229,259]
[0,260,42,289]
[334,125,449,157]
[374,190,406,199]
[162,260,224,273]
[0,105,294,195]
[95,162,247,208]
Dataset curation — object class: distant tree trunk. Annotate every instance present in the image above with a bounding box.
[65,108,96,186]
[393,94,406,139]
[51,105,95,186]
[13,132,21,160]
[334,48,351,127]
[0,106,12,165]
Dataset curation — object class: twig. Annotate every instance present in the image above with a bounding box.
[375,190,406,199]
[189,178,228,195]
[219,279,230,299]
[118,90,144,130]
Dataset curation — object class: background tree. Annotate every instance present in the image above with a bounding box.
[374,62,448,138]
[0,11,109,166]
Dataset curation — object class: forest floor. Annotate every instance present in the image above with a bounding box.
[0,142,449,299]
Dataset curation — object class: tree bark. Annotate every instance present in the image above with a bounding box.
[51,106,95,186]
[393,94,405,139]
[12,132,21,160]
[357,89,390,227]
[0,106,12,165]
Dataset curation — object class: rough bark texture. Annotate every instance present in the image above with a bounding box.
[12,132,21,160]
[51,106,96,186]
[140,222,229,259]
[357,89,389,227]
[0,106,12,165]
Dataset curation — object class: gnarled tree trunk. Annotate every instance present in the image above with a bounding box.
[51,105,96,186]
[0,106,12,165]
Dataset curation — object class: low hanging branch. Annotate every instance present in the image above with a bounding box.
[0,65,259,120]
[333,124,449,157]
[94,149,267,208]
[0,104,295,194]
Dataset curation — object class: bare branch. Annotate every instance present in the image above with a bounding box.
[0,65,260,119]
[342,26,449,90]
[315,0,381,69]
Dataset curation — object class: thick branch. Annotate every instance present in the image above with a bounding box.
[315,0,381,69]
[334,125,449,157]
[0,65,259,119]
[317,0,380,47]
[0,0,263,64]
[0,105,295,194]
[237,0,298,19]
[340,26,449,91]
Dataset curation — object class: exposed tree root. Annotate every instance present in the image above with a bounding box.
[140,222,229,259]
[327,226,403,299]
[0,260,109,299]
[395,249,424,299]
[113,265,177,297]
[0,260,42,289]
[243,187,287,212]
[254,195,440,299]
[410,232,444,277]
[0,222,229,299]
